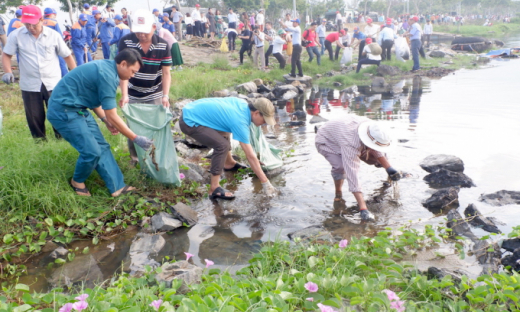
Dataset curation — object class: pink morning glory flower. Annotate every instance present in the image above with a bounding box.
[390,300,406,312]
[383,289,400,301]
[149,299,163,311]
[74,294,89,302]
[306,297,314,302]
[205,259,214,268]
[317,303,338,312]
[338,239,348,248]
[179,173,185,179]
[59,303,73,312]
[184,252,193,261]
[304,281,318,292]
[72,300,88,312]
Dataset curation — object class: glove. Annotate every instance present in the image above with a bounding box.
[386,167,401,181]
[133,136,153,151]
[2,73,14,85]
[261,180,277,197]
[360,209,374,221]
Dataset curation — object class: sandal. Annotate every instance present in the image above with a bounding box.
[223,162,249,172]
[210,187,235,200]
[69,180,91,196]
[334,192,344,202]
[120,185,135,195]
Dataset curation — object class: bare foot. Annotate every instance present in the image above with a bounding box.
[111,185,136,197]
[334,191,343,202]
[70,179,91,196]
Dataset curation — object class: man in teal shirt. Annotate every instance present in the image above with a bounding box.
[48,49,154,197]
[180,97,278,199]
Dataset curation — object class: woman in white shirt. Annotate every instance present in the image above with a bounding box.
[355,38,381,73]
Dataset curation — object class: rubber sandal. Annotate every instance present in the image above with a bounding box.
[223,162,249,172]
[69,180,91,196]
[210,187,235,200]
[120,185,136,195]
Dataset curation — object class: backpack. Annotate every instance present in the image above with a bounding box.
[367,43,382,55]
[302,29,312,47]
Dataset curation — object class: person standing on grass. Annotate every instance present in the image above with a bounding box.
[121,8,131,29]
[118,9,172,164]
[43,8,69,77]
[284,13,292,28]
[250,12,256,29]
[48,49,152,197]
[350,27,366,58]
[153,9,164,25]
[359,18,379,60]
[227,8,238,30]
[405,16,422,72]
[256,9,265,32]
[180,97,278,200]
[83,3,92,15]
[423,20,433,47]
[225,26,238,53]
[192,4,202,37]
[271,29,286,69]
[280,18,303,77]
[98,14,115,60]
[0,16,6,49]
[335,28,351,61]
[355,38,381,73]
[335,11,343,31]
[170,6,183,41]
[185,13,193,40]
[324,29,346,61]
[315,115,401,221]
[264,22,276,67]
[238,24,251,64]
[2,5,76,140]
[252,26,265,70]
[377,24,397,61]
[206,8,216,40]
[303,22,321,65]
[86,10,101,55]
[110,15,130,52]
[316,19,327,55]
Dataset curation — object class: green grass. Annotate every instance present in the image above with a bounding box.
[434,22,520,37]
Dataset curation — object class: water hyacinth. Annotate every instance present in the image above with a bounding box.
[317,303,338,312]
[71,300,88,312]
[184,252,193,261]
[149,299,163,311]
[338,239,348,248]
[304,281,318,292]
[59,303,73,312]
[205,259,214,268]
[74,294,89,302]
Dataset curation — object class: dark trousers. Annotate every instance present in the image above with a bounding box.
[356,58,381,73]
[291,44,303,76]
[239,42,249,63]
[358,39,366,60]
[335,41,348,60]
[179,116,230,176]
[325,40,334,61]
[273,52,286,69]
[306,46,321,65]
[21,84,61,139]
[423,34,431,47]
[228,32,237,51]
[229,22,236,29]
[194,21,201,37]
[381,40,394,61]
[265,45,273,66]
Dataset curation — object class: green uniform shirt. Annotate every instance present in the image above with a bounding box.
[49,60,119,111]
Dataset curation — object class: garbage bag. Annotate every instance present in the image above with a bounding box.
[249,123,283,171]
[340,47,353,65]
[110,44,118,60]
[395,37,410,62]
[122,104,181,186]
[220,38,229,53]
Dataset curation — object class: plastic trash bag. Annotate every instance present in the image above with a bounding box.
[248,123,283,171]
[340,47,353,65]
[110,44,118,60]
[395,37,410,62]
[122,104,181,186]
[220,38,229,53]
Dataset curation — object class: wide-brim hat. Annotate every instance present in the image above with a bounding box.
[358,122,392,152]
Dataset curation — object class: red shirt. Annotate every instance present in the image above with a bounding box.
[303,29,317,47]
[326,32,340,42]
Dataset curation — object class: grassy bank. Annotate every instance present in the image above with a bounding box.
[2,225,518,311]
[434,22,520,37]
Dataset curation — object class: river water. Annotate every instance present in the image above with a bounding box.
[18,35,520,292]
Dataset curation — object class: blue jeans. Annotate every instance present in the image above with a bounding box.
[307,46,321,65]
[411,39,422,70]
[319,37,325,55]
[47,108,126,194]
[102,42,110,59]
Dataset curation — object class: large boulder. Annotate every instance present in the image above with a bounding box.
[288,225,333,243]
[502,238,520,252]
[422,187,460,212]
[429,50,446,58]
[155,261,203,293]
[252,78,263,86]
[236,82,258,94]
[420,154,465,173]
[273,85,298,98]
[282,90,298,100]
[377,65,400,76]
[48,255,103,288]
[423,169,475,188]
[283,74,313,87]
[371,77,389,93]
[463,204,501,234]
[479,190,520,206]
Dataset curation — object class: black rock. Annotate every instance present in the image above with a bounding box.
[429,50,446,58]
[479,190,520,206]
[473,240,501,274]
[446,209,478,241]
[333,82,342,87]
[423,169,475,188]
[273,85,298,98]
[377,65,400,76]
[291,110,307,120]
[257,84,272,93]
[420,154,465,173]
[285,121,305,127]
[464,203,501,234]
[502,238,520,253]
[501,247,520,271]
[422,187,460,213]
[427,267,462,284]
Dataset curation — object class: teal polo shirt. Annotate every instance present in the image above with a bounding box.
[49,60,119,111]
[182,98,252,144]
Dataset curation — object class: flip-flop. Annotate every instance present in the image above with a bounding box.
[223,162,249,172]
[69,180,91,196]
[120,185,136,195]
[210,187,235,200]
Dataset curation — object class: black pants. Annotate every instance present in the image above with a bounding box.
[21,84,61,139]
[335,41,349,60]
[229,22,236,30]
[381,40,394,61]
[291,44,303,76]
[265,45,273,66]
[239,41,249,63]
[194,21,201,37]
[228,32,237,51]
[273,52,286,69]
[358,39,366,60]
[324,40,334,61]
[356,58,380,73]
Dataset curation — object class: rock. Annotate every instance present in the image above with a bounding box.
[422,187,460,212]
[174,99,193,110]
[169,202,198,226]
[236,94,250,101]
[291,110,307,120]
[212,89,229,97]
[228,91,238,97]
[420,154,465,173]
[179,165,205,183]
[283,74,313,88]
[501,247,520,271]
[50,246,68,259]
[377,65,400,76]
[184,135,205,148]
[333,82,342,87]
[288,225,333,243]
[446,209,478,242]
[371,77,389,92]
[423,169,475,188]
[48,255,103,288]
[316,74,322,78]
[501,238,520,252]
[494,40,504,47]
[479,190,520,206]
[341,85,358,94]
[151,212,183,232]
[257,84,272,93]
[290,80,301,87]
[175,142,190,157]
[247,93,263,98]
[325,71,337,77]
[427,267,463,284]
[155,261,203,293]
[429,50,446,58]
[263,92,276,100]
[128,233,165,274]
[272,85,298,98]
[309,115,329,124]
[236,82,258,94]
[282,90,298,100]
[473,240,501,274]
[285,121,305,127]
[252,78,263,86]
[42,241,59,253]
[265,167,285,178]
[463,204,501,234]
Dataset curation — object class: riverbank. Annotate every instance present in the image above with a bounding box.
[434,22,520,38]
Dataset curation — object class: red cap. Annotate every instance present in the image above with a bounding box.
[340,29,345,35]
[412,16,418,22]
[195,4,200,7]
[365,38,372,44]
[386,18,392,24]
[21,5,42,24]
[366,18,372,23]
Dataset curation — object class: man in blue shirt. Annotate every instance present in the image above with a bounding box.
[87,10,101,54]
[179,97,278,199]
[98,14,115,59]
[71,14,91,65]
[406,16,422,71]
[110,15,130,50]
[316,19,327,55]
[7,9,23,35]
[43,8,69,76]
[47,49,153,197]
[350,27,367,60]
[162,14,175,34]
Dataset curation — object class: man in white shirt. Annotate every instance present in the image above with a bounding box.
[170,6,183,41]
[227,8,238,29]
[252,26,265,69]
[280,18,303,77]
[191,4,202,37]
[335,11,342,30]
[423,20,433,47]
[284,13,292,29]
[103,5,115,19]
[256,9,265,32]
[358,17,379,60]
[271,29,286,69]
[377,24,397,61]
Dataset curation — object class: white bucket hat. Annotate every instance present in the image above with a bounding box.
[357,122,392,152]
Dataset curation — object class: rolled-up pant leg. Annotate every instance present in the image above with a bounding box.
[317,144,346,181]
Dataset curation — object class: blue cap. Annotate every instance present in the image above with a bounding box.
[162,13,169,17]
[92,9,101,15]
[114,14,122,20]
[15,9,22,16]
[44,8,56,15]
[291,18,300,24]
[79,13,88,21]
[83,3,89,8]
[153,8,159,13]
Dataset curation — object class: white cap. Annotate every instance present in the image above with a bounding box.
[132,9,155,33]
[357,122,392,152]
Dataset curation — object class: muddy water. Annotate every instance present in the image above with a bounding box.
[18,36,520,292]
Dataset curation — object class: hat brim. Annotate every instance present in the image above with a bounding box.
[357,122,391,152]
[264,115,276,126]
[21,16,40,24]
[133,24,153,33]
